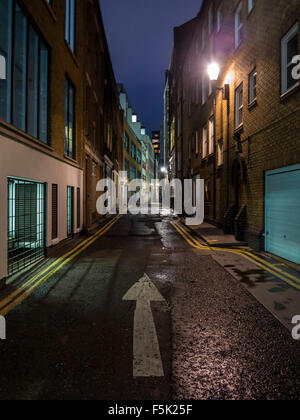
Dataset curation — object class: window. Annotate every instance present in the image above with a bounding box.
[0,0,13,123]
[202,126,208,158]
[235,83,243,129]
[248,0,255,14]
[205,179,211,202]
[249,68,257,103]
[218,140,224,166]
[77,187,80,229]
[208,117,214,155]
[130,166,136,181]
[0,2,49,142]
[281,23,299,95]
[124,132,129,152]
[65,77,76,158]
[65,0,76,52]
[137,150,142,164]
[8,178,45,276]
[132,114,137,123]
[202,74,208,104]
[202,26,206,50]
[52,184,58,240]
[208,4,213,35]
[125,159,129,177]
[195,79,199,104]
[235,2,243,48]
[67,186,74,237]
[131,143,136,159]
[217,4,223,32]
[195,131,199,155]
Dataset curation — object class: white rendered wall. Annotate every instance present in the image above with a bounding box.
[0,134,83,280]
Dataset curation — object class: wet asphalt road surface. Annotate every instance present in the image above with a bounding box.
[1,214,300,400]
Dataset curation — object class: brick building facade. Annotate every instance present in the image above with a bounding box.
[0,0,123,281]
[167,0,300,264]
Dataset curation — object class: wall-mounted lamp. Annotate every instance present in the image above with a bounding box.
[207,62,230,101]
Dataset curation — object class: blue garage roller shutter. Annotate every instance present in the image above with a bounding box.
[265,164,300,265]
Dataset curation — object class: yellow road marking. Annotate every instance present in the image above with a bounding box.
[176,220,300,283]
[0,215,121,316]
[172,220,300,291]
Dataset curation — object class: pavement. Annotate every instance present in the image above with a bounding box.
[0,214,300,400]
[182,220,246,247]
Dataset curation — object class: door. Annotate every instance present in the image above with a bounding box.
[7,178,45,276]
[67,186,74,237]
[265,164,300,264]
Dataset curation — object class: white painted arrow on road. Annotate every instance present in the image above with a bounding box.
[123,273,166,378]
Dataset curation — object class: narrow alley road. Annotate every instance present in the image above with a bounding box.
[1,215,300,400]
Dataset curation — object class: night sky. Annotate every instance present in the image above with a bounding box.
[100,0,203,134]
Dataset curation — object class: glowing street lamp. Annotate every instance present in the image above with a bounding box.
[207,62,220,81]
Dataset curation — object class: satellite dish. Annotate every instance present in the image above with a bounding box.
[0,55,6,80]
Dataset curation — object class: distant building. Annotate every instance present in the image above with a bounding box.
[84,0,123,231]
[119,85,155,188]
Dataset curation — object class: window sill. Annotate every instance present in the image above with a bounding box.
[43,0,57,23]
[65,41,79,68]
[234,124,244,134]
[64,154,78,165]
[248,99,258,110]
[0,120,53,151]
[280,83,299,102]
[247,8,255,19]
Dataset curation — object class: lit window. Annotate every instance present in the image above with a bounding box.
[218,140,224,166]
[132,114,137,123]
[235,83,243,129]
[281,23,299,95]
[235,2,243,49]
[202,126,208,158]
[65,77,76,158]
[249,68,257,104]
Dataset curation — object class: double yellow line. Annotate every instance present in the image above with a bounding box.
[172,220,300,291]
[0,215,121,316]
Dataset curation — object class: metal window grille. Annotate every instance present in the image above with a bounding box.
[52,184,58,240]
[67,186,74,237]
[77,187,80,229]
[7,178,45,276]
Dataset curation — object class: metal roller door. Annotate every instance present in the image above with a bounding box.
[265,164,300,264]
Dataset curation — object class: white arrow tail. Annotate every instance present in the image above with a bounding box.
[123,274,165,377]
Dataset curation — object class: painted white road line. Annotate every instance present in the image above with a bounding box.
[123,273,166,378]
